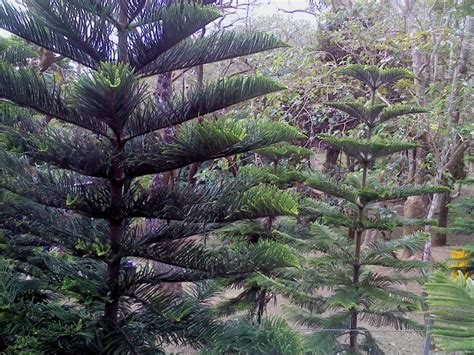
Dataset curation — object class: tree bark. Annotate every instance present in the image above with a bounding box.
[324,147,340,174]
[433,191,450,246]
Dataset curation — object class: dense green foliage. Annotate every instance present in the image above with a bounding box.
[214,143,310,322]
[0,0,471,353]
[0,1,303,352]
[425,271,474,352]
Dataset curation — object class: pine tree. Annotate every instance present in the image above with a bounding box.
[214,143,311,322]
[0,1,303,352]
[257,65,449,353]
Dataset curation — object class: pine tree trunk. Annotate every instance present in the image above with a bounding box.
[349,84,373,350]
[104,0,128,325]
[349,159,368,351]
[350,228,362,350]
[188,61,205,185]
[433,191,450,246]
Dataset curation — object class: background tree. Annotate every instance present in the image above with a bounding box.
[259,65,448,353]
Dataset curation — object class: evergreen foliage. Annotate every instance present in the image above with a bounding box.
[214,143,310,322]
[204,316,304,354]
[265,65,446,353]
[425,271,474,352]
[0,1,301,352]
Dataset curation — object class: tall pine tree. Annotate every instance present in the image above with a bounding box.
[257,65,449,353]
[0,1,303,352]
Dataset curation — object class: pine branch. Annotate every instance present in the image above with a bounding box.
[378,104,427,124]
[319,134,416,163]
[30,0,115,62]
[1,193,108,251]
[363,231,428,259]
[0,36,38,65]
[305,172,359,205]
[359,310,422,331]
[337,64,412,90]
[0,63,109,136]
[125,76,288,140]
[255,142,312,162]
[425,272,474,352]
[1,152,112,217]
[124,119,303,178]
[2,112,114,178]
[326,101,386,127]
[0,1,108,67]
[359,184,450,204]
[128,4,221,70]
[139,31,288,76]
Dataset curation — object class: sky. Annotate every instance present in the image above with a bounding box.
[0,0,316,37]
[223,0,317,24]
[253,0,315,17]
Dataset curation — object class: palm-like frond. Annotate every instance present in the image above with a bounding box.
[425,272,474,352]
[0,63,109,136]
[125,75,287,139]
[139,31,288,76]
[305,172,359,205]
[319,134,416,162]
[337,64,412,90]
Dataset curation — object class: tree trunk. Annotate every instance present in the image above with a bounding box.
[324,147,340,174]
[104,0,128,325]
[433,191,450,246]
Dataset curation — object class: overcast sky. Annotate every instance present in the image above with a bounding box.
[0,0,315,37]
[253,0,314,17]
